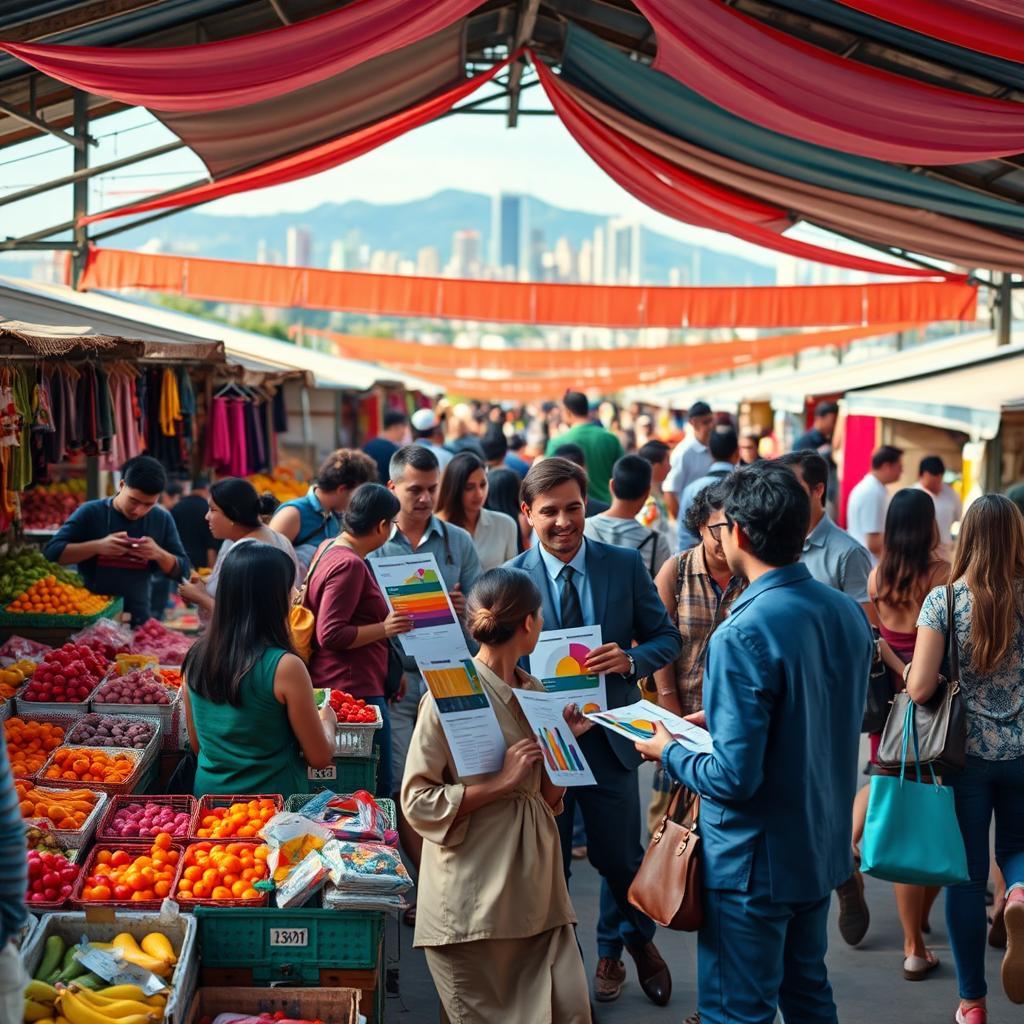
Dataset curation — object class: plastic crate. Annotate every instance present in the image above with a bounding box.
[36,744,148,795]
[192,793,284,838]
[4,709,81,780]
[305,749,378,795]
[96,793,198,843]
[194,905,385,981]
[65,711,162,767]
[15,687,98,717]
[17,783,108,846]
[185,986,359,1024]
[284,792,397,832]
[333,705,383,758]
[21,909,196,1024]
[91,673,181,751]
[24,823,83,865]
[71,840,185,911]
[0,596,123,630]
[173,841,269,908]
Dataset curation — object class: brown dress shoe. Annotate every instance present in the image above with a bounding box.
[594,957,626,1002]
[835,871,870,946]
[627,940,672,1006]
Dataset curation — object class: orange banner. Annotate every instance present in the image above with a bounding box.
[79,247,978,329]
[303,322,923,375]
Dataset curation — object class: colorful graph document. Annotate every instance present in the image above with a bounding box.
[529,626,607,713]
[416,656,506,777]
[514,689,595,787]
[370,553,469,663]
[586,699,715,755]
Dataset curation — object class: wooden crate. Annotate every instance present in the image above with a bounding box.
[186,986,358,1024]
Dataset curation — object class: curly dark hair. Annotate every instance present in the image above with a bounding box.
[684,481,727,539]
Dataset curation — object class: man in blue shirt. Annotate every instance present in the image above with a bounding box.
[44,456,189,625]
[676,425,740,550]
[363,409,409,484]
[508,457,681,1007]
[637,464,873,1024]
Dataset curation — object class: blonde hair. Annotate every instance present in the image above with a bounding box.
[951,494,1024,673]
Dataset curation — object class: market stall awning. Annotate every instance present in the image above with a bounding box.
[844,344,1024,439]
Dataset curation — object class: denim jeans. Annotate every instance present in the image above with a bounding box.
[946,754,1024,1000]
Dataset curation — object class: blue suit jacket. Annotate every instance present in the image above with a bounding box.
[506,539,681,775]
[664,562,873,903]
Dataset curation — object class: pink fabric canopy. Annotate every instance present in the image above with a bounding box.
[0,0,481,112]
[836,0,1024,62]
[634,0,1024,164]
[80,57,511,226]
[533,59,956,279]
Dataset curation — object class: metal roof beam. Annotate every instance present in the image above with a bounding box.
[507,0,541,128]
[0,95,94,149]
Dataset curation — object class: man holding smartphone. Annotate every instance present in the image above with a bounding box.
[44,456,189,625]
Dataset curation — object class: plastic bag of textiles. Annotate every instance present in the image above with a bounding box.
[274,848,331,909]
[260,812,333,884]
[210,1016,325,1024]
[294,789,393,844]
[320,840,412,894]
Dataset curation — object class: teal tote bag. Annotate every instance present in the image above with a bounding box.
[861,700,969,887]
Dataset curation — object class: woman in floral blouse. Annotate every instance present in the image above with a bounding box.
[908,494,1024,1024]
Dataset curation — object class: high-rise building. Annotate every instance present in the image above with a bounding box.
[286,226,313,267]
[490,192,530,279]
[417,246,441,276]
[578,238,594,284]
[328,232,362,271]
[449,229,482,277]
[607,218,641,285]
[591,225,606,285]
[553,236,575,281]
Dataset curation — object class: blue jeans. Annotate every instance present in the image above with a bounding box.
[945,754,1024,1000]
[699,847,836,1024]
[366,697,393,799]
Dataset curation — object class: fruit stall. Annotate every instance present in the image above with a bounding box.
[6,626,399,1024]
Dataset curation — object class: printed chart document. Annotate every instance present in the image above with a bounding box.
[529,626,608,713]
[370,553,467,662]
[416,656,507,777]
[586,699,714,754]
[514,689,595,787]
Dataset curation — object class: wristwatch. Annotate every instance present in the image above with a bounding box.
[624,653,636,677]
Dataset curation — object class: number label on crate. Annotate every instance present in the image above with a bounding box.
[269,927,309,947]
[307,764,337,781]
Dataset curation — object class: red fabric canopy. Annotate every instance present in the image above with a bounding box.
[79,58,510,226]
[836,0,1024,62]
[634,0,1024,164]
[0,0,481,112]
[77,247,979,329]
[533,59,953,279]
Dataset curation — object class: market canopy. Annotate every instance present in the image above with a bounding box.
[7,1,1024,276]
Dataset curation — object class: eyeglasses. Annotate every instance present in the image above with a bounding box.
[706,522,728,540]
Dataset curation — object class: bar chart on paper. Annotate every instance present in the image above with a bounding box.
[514,688,596,786]
[384,567,455,628]
[530,626,607,713]
[422,660,490,713]
[537,726,586,773]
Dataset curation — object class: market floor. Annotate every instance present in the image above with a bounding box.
[383,761,1016,1024]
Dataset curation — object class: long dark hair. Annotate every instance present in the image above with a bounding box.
[184,543,296,706]
[876,488,940,608]
[210,478,276,529]
[437,451,486,529]
[951,493,1024,673]
[485,467,525,553]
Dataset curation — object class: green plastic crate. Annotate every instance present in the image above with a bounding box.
[194,906,384,983]
[305,749,378,795]
[0,596,123,629]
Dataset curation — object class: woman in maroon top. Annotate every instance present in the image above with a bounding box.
[303,484,413,795]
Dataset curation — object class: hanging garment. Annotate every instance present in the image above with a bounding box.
[272,386,288,432]
[159,366,182,437]
[206,396,232,471]
[228,400,248,476]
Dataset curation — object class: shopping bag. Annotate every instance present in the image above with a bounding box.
[861,700,968,886]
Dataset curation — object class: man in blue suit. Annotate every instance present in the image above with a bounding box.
[637,465,873,1024]
[508,457,681,1006]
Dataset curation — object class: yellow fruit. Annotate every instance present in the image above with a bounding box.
[139,933,176,966]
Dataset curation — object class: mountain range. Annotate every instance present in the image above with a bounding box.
[111,188,776,287]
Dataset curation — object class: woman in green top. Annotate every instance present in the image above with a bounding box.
[182,543,336,798]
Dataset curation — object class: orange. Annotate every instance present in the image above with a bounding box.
[192,882,210,899]
[211,886,232,900]
[230,880,248,898]
[241,888,260,900]
[154,880,171,898]
[176,878,193,894]
[183,865,202,883]
[153,832,173,850]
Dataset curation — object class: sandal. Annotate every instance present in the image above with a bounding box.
[903,951,940,981]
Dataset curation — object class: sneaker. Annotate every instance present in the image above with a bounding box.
[835,871,870,946]
[1003,885,1024,1004]
[955,1006,986,1024]
[594,957,626,1002]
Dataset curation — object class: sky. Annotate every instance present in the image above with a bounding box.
[0,79,890,274]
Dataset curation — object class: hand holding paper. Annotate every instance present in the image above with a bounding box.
[635,721,675,762]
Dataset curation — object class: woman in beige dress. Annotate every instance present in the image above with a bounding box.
[402,567,591,1024]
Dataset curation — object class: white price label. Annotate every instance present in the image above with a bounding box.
[269,927,309,947]
[307,764,337,781]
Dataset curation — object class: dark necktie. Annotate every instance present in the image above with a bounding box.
[559,564,584,629]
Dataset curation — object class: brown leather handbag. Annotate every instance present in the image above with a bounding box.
[628,786,702,931]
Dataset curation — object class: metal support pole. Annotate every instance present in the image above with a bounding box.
[85,455,101,502]
[997,272,1013,346]
[71,92,89,287]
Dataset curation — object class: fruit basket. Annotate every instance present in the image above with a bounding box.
[16,782,108,845]
[192,794,283,839]
[0,596,123,629]
[173,840,270,907]
[24,843,83,910]
[15,641,111,715]
[20,910,197,1024]
[36,745,147,796]
[4,712,80,780]
[72,837,185,911]
[91,668,181,751]
[97,794,198,843]
[65,712,161,769]
[25,823,82,865]
[316,690,382,758]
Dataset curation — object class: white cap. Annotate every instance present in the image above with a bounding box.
[411,408,439,431]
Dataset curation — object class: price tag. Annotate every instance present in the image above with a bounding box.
[269,927,309,947]
[308,764,337,781]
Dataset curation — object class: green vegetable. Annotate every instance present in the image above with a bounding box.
[56,952,88,983]
[74,972,104,990]
[35,934,65,981]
